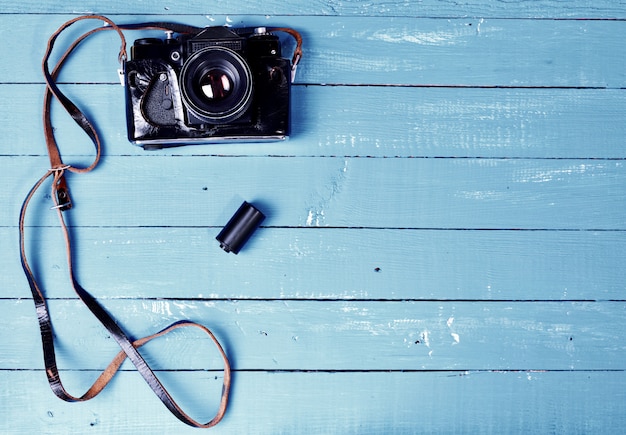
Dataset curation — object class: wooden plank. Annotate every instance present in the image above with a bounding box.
[5,84,626,159]
[5,15,626,87]
[1,0,625,18]
[4,226,626,301]
[2,300,624,370]
[10,156,626,229]
[1,370,624,434]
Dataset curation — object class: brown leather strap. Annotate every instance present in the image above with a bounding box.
[20,15,235,428]
[269,27,304,70]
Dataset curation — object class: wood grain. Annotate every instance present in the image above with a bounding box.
[10,156,626,229]
[4,226,626,300]
[4,16,625,87]
[2,299,625,370]
[1,0,625,17]
[4,85,626,158]
[1,370,625,434]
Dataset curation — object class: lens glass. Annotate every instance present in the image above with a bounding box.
[199,69,233,102]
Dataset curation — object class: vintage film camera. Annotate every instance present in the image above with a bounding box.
[124,25,298,148]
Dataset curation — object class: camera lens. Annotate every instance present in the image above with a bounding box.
[180,47,253,124]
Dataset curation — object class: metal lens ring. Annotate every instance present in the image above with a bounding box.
[180,47,253,124]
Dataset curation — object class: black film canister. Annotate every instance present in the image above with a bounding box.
[216,201,266,254]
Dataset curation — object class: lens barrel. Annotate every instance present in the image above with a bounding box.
[180,46,253,124]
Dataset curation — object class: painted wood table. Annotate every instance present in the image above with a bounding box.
[2,1,625,433]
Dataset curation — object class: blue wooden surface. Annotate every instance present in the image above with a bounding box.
[2,1,626,433]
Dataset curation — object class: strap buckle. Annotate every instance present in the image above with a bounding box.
[53,185,72,211]
[50,168,72,211]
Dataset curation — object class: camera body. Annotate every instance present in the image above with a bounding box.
[124,26,291,148]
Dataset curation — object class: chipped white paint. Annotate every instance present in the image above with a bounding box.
[476,18,484,34]
[366,28,468,46]
[305,209,325,227]
[422,330,431,348]
[143,300,173,317]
